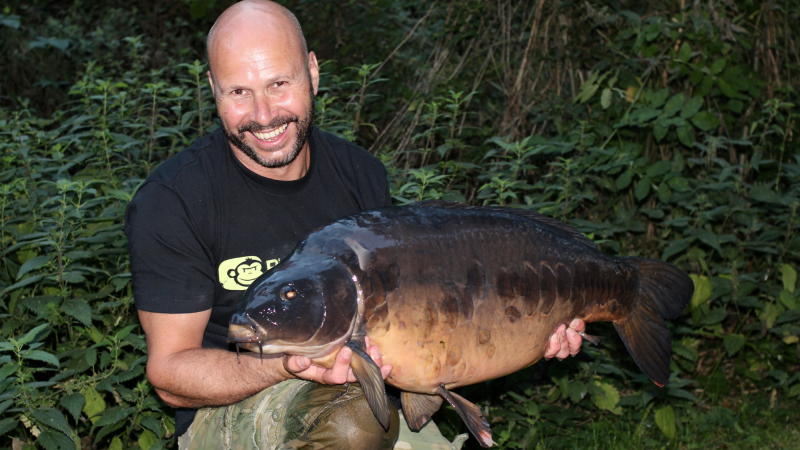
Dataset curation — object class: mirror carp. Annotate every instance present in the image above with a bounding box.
[228,201,694,447]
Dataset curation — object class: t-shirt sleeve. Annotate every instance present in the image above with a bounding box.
[125,182,216,314]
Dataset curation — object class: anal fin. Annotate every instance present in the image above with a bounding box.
[401,391,443,431]
[345,341,391,430]
[435,385,494,448]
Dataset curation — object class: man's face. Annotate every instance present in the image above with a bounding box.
[209,25,319,169]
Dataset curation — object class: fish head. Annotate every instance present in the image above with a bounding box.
[228,256,359,358]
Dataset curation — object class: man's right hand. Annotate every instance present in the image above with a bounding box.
[284,336,392,384]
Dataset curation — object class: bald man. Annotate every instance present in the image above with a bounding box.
[125,1,585,449]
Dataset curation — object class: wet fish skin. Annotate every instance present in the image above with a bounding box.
[228,201,694,447]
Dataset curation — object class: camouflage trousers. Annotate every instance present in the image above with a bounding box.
[177,379,468,450]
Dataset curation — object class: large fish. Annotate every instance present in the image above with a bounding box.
[228,201,693,447]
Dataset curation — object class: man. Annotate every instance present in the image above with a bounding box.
[125,1,586,448]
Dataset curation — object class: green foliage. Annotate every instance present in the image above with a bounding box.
[1,0,799,448]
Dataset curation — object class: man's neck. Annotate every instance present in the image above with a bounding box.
[230,143,311,181]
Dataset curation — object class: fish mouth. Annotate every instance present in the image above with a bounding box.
[227,312,358,359]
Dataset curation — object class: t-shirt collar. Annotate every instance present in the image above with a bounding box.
[226,127,319,195]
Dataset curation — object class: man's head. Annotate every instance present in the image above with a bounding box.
[207,1,318,171]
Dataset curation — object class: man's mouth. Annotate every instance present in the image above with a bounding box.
[251,123,289,142]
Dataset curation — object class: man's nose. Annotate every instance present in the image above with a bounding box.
[252,93,278,124]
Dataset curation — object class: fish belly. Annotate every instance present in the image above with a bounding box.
[355,213,630,394]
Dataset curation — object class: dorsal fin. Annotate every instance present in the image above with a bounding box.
[414,200,598,249]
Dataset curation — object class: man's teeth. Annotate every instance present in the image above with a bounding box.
[253,123,288,141]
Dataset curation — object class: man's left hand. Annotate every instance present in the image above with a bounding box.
[544,318,585,360]
[284,335,391,385]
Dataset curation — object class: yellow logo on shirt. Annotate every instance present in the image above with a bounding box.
[218,256,280,290]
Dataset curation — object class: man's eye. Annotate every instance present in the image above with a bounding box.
[232,89,245,95]
[273,81,286,88]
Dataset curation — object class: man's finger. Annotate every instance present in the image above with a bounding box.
[569,318,586,333]
[566,327,581,356]
[284,355,311,373]
[380,364,392,380]
[555,327,569,360]
[543,330,561,359]
[325,346,353,384]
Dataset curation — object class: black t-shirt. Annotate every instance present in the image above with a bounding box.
[125,126,391,434]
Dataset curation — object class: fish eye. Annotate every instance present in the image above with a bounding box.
[280,285,297,302]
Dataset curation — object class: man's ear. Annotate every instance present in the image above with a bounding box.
[308,52,320,96]
[207,71,216,97]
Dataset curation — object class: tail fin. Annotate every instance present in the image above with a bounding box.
[615,258,694,387]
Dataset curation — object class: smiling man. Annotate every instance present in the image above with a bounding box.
[125,1,585,449]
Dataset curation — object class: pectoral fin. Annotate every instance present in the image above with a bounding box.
[435,385,494,448]
[401,391,443,431]
[577,330,605,346]
[345,341,391,430]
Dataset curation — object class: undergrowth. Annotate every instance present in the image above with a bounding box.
[0,0,798,449]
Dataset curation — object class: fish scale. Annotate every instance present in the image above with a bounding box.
[228,201,694,447]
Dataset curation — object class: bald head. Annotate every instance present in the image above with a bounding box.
[207,0,308,77]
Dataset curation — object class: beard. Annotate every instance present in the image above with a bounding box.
[221,87,316,169]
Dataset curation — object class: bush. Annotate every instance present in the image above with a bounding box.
[0,0,798,449]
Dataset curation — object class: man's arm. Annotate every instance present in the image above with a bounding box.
[140,309,391,408]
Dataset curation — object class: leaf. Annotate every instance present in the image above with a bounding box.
[691,111,720,131]
[60,299,92,327]
[672,342,698,362]
[37,430,76,450]
[568,381,587,403]
[700,308,727,325]
[749,185,783,204]
[763,303,784,330]
[657,183,672,203]
[0,417,18,437]
[139,415,163,439]
[654,123,668,142]
[680,97,703,119]
[616,170,633,190]
[662,93,685,117]
[667,176,690,192]
[0,364,16,383]
[780,265,797,293]
[32,408,72,437]
[2,274,44,295]
[91,406,135,430]
[710,58,727,75]
[601,88,612,109]
[23,350,60,367]
[1,16,20,29]
[779,290,798,310]
[646,161,672,178]
[724,334,746,356]
[650,88,669,108]
[115,324,138,340]
[18,323,50,346]
[82,386,107,423]
[717,78,741,99]
[655,405,676,440]
[138,429,157,450]
[635,178,651,200]
[678,42,692,63]
[592,381,621,414]
[690,275,712,309]
[17,255,51,280]
[696,230,723,254]
[676,125,694,147]
[662,239,690,262]
[0,399,12,415]
[61,393,85,422]
[62,272,85,284]
[109,437,123,450]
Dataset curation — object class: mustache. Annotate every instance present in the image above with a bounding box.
[238,116,298,134]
